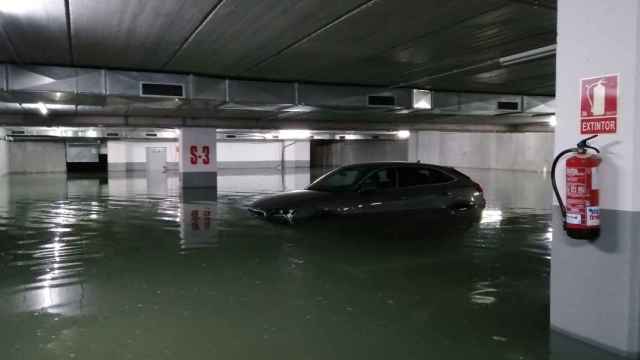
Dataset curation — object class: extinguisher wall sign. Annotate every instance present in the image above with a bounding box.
[580,74,619,135]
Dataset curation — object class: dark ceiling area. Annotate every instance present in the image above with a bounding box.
[0,0,556,96]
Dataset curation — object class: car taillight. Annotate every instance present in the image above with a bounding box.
[473,182,484,193]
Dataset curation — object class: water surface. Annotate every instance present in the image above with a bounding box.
[0,169,554,359]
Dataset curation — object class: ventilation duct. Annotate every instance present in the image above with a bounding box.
[140,83,185,98]
[296,84,411,111]
[0,64,554,122]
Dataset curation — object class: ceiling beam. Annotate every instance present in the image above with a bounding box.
[0,16,19,63]
[241,0,381,74]
[64,0,74,65]
[161,0,228,69]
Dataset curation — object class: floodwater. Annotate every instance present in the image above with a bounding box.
[0,168,606,359]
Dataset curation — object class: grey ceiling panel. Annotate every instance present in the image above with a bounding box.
[245,0,555,95]
[422,57,556,95]
[381,5,556,87]
[2,0,557,98]
[0,0,70,64]
[0,29,15,62]
[166,0,368,75]
[244,0,510,81]
[70,0,221,69]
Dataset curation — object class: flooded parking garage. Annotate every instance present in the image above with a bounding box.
[0,169,553,359]
[3,0,640,358]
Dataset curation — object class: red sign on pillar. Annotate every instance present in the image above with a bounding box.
[189,145,210,165]
[580,74,619,134]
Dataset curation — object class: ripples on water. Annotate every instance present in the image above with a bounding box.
[0,171,552,359]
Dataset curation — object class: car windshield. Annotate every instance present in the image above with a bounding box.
[307,166,373,192]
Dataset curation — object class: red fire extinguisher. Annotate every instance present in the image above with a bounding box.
[551,135,602,240]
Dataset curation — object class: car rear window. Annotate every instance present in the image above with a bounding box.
[397,167,454,187]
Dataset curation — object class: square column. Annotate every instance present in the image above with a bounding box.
[553,0,640,357]
[179,128,217,189]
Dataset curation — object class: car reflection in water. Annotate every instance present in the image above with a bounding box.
[249,162,486,231]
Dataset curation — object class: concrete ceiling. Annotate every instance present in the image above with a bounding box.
[0,0,556,96]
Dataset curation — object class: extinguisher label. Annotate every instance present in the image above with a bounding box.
[566,213,582,225]
[587,207,601,226]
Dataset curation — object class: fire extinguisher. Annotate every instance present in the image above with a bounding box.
[551,135,602,240]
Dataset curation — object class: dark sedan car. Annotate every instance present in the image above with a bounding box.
[249,162,486,225]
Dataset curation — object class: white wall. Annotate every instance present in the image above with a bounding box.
[217,140,310,168]
[107,139,311,170]
[284,140,310,164]
[217,141,281,162]
[107,140,180,164]
[409,131,553,172]
[8,141,67,173]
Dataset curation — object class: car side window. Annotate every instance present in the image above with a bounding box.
[398,167,453,187]
[360,168,397,190]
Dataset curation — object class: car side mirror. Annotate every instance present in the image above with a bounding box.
[358,182,377,194]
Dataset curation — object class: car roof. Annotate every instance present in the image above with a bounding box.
[339,161,445,169]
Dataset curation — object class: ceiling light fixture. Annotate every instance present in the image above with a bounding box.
[499,44,556,67]
[282,105,315,113]
[0,0,41,15]
[277,129,311,139]
[37,102,49,116]
[339,134,359,140]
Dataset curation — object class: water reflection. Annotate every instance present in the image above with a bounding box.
[0,168,555,359]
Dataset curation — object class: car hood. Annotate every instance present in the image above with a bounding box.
[250,190,334,211]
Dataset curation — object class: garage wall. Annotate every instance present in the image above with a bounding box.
[8,141,67,173]
[108,139,311,171]
[108,140,180,172]
[310,140,408,168]
[408,131,553,172]
[217,140,310,169]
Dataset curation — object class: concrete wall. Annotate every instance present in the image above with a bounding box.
[7,141,67,173]
[217,140,310,169]
[108,139,311,171]
[409,131,553,172]
[0,129,8,176]
[108,140,180,171]
[310,140,408,167]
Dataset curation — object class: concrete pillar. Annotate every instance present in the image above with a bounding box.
[552,0,640,357]
[0,128,8,176]
[179,128,217,189]
[407,131,419,162]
